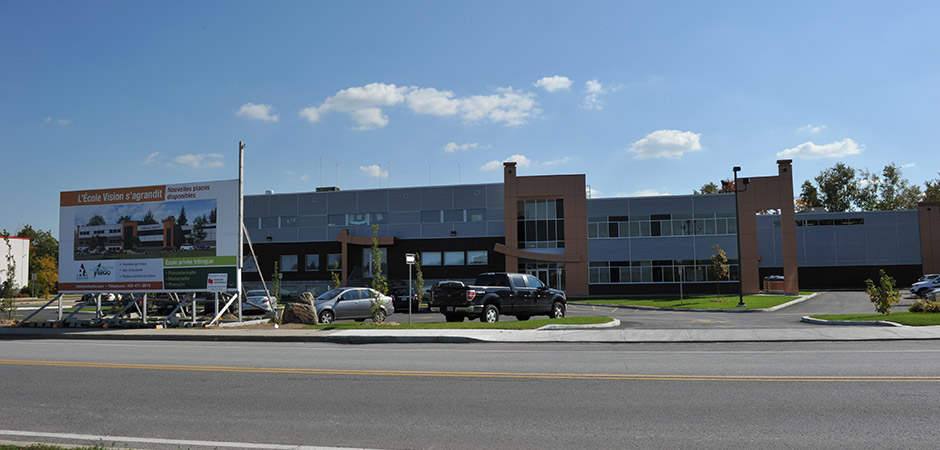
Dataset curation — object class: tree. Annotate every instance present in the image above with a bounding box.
[87,215,106,226]
[925,174,940,203]
[694,182,719,195]
[141,211,157,225]
[209,207,217,224]
[865,269,900,315]
[796,180,822,213]
[330,271,341,290]
[192,216,208,243]
[272,261,280,304]
[815,163,857,212]
[708,244,729,300]
[33,254,58,299]
[876,164,923,210]
[162,215,175,224]
[1,231,17,320]
[414,253,425,307]
[16,226,58,285]
[369,225,388,322]
[177,207,188,226]
[116,215,131,224]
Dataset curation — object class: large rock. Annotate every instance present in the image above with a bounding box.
[296,292,316,306]
[282,302,318,325]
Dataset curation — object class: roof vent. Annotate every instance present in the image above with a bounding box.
[265,190,275,195]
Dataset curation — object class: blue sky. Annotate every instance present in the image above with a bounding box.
[3,1,939,238]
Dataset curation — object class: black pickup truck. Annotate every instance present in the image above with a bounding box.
[430,272,567,323]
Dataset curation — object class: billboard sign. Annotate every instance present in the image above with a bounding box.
[58,180,239,293]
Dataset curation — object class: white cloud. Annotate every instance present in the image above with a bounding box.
[57,118,72,125]
[236,103,279,122]
[300,83,539,129]
[360,164,389,178]
[542,156,577,166]
[622,189,671,197]
[776,138,864,160]
[142,152,163,165]
[173,153,225,168]
[480,154,533,171]
[534,75,573,92]
[901,162,916,169]
[42,117,72,126]
[444,142,488,152]
[42,117,51,125]
[586,187,602,198]
[581,79,606,109]
[797,124,827,134]
[629,130,703,160]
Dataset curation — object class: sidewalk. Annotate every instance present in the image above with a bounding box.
[3,321,940,344]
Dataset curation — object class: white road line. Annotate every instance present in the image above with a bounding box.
[0,430,380,450]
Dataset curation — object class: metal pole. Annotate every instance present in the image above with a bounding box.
[734,167,746,308]
[238,141,245,322]
[142,293,147,324]
[408,262,413,326]
[57,294,62,322]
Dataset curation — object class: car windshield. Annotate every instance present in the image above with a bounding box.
[316,289,345,300]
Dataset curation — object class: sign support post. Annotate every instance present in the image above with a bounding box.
[405,253,415,326]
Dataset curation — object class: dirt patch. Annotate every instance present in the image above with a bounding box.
[0,319,16,328]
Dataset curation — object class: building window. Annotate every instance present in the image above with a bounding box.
[327,254,342,271]
[370,212,388,224]
[517,199,565,249]
[327,214,346,227]
[467,250,488,265]
[444,251,465,266]
[362,248,388,277]
[422,251,442,266]
[421,210,442,223]
[280,255,298,271]
[281,216,299,228]
[348,213,369,225]
[261,217,279,229]
[305,254,320,271]
[467,209,485,222]
[444,209,464,222]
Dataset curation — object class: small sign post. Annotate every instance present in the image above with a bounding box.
[405,253,416,325]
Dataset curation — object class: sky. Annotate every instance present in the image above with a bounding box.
[3,0,939,238]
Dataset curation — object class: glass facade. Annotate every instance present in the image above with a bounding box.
[588,260,739,284]
[517,199,565,249]
[588,212,737,239]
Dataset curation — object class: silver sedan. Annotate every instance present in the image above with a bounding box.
[314,287,395,324]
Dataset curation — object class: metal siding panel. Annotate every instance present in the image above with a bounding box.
[486,185,504,209]
[587,199,629,217]
[244,196,270,217]
[298,227,329,242]
[421,223,453,238]
[326,192,358,214]
[453,186,487,208]
[420,187,454,210]
[487,221,505,236]
[389,211,420,224]
[297,193,328,215]
[898,242,922,264]
[388,188,421,211]
[357,191,389,212]
[388,224,421,239]
[454,222,487,237]
[835,244,867,264]
[588,240,630,261]
[691,194,735,213]
[803,244,836,266]
[269,194,299,216]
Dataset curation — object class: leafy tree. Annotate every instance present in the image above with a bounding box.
[191,216,208,243]
[853,168,880,212]
[865,269,900,315]
[209,207,217,224]
[162,215,175,224]
[695,182,719,195]
[796,180,822,213]
[1,231,17,320]
[876,163,923,210]
[116,215,131,224]
[272,261,280,304]
[815,163,857,212]
[925,174,940,202]
[33,254,58,299]
[369,225,388,322]
[708,244,729,300]
[330,271,341,289]
[87,215,106,226]
[414,253,425,305]
[141,211,157,225]
[16,226,58,280]
[177,207,188,226]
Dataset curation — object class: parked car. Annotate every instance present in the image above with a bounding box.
[915,274,940,283]
[388,279,419,311]
[911,277,940,298]
[180,244,196,250]
[242,290,276,313]
[430,272,566,323]
[314,287,394,324]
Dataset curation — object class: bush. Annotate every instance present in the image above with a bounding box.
[864,269,900,315]
[908,299,940,313]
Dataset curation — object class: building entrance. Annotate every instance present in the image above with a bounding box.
[520,261,565,291]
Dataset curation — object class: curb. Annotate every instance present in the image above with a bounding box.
[537,318,621,330]
[801,316,905,327]
[574,293,818,313]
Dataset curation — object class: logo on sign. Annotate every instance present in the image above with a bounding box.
[77,264,88,280]
[93,263,113,278]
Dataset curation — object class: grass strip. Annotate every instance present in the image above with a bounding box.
[571,294,806,310]
[812,312,940,326]
[304,316,612,330]
[1,446,109,450]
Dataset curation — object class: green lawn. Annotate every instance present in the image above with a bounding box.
[571,293,809,310]
[812,312,940,326]
[304,316,613,330]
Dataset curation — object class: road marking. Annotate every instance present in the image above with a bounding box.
[0,430,378,450]
[1,359,937,382]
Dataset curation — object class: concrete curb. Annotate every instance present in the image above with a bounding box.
[801,316,905,327]
[574,292,818,313]
[536,319,621,330]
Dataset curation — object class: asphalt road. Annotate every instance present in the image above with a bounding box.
[2,338,940,449]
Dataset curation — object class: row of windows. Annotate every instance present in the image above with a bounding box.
[517,199,565,220]
[588,217,738,239]
[245,254,343,273]
[245,209,487,230]
[421,250,488,266]
[796,218,865,227]
[517,219,565,248]
[249,250,491,274]
[588,260,740,284]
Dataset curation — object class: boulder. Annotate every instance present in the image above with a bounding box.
[296,291,316,306]
[282,302,319,325]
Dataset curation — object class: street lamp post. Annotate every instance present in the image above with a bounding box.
[732,166,747,308]
[405,253,416,326]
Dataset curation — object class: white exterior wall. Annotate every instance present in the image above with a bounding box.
[0,237,30,290]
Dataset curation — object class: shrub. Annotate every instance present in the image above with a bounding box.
[908,299,940,313]
[864,269,901,315]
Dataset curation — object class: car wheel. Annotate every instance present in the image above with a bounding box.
[515,315,530,321]
[319,310,334,324]
[445,313,463,322]
[481,304,499,323]
[917,288,929,298]
[549,302,565,319]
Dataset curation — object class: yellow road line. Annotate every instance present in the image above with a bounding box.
[1,359,937,382]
